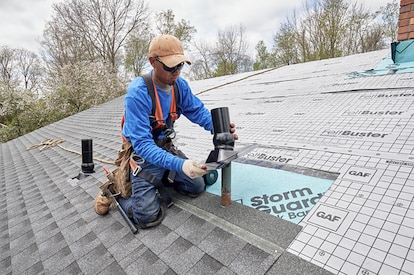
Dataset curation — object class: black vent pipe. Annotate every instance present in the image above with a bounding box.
[81,139,95,174]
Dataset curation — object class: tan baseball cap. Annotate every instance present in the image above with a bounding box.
[149,34,191,67]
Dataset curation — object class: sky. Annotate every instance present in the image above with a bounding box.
[0,0,394,56]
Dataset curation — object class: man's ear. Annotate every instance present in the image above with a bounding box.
[149,56,156,67]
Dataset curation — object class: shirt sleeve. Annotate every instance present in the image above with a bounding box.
[122,77,185,172]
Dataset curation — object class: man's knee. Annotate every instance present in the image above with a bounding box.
[132,193,160,225]
[135,207,160,226]
[190,177,205,194]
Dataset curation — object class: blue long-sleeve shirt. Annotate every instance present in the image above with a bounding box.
[122,72,213,172]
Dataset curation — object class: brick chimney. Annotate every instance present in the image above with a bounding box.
[398,0,414,41]
[391,0,414,63]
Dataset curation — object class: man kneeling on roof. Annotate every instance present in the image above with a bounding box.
[113,34,237,228]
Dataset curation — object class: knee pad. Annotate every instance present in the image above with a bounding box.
[138,203,166,229]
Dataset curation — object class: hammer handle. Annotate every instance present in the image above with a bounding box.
[115,199,138,234]
[103,167,138,234]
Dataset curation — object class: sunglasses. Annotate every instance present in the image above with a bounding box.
[155,56,184,73]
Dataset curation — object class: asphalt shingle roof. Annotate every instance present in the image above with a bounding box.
[1,48,413,274]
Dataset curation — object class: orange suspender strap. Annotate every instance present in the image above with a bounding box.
[171,83,179,122]
[152,82,177,130]
[170,85,178,121]
[151,82,165,130]
[121,74,178,141]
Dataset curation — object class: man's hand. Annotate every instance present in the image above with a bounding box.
[230,122,238,140]
[182,160,209,179]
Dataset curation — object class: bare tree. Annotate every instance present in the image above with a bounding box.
[15,49,43,95]
[155,9,197,49]
[191,24,251,78]
[270,0,396,66]
[42,0,150,74]
[341,2,371,55]
[39,0,147,122]
[376,0,399,43]
[0,47,43,94]
[213,24,251,76]
[189,39,215,80]
[123,9,197,77]
[155,9,176,35]
[0,46,45,141]
[0,47,15,89]
[360,24,386,52]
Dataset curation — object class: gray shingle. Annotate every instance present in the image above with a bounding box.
[141,223,180,255]
[188,254,225,274]
[159,236,205,274]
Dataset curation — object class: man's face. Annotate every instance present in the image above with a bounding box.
[150,56,183,85]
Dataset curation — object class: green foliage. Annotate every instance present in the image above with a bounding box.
[274,22,301,65]
[125,32,152,77]
[213,61,237,77]
[254,40,272,70]
[0,60,126,143]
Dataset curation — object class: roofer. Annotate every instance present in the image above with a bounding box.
[118,34,238,228]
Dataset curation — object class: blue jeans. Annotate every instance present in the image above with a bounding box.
[118,159,205,226]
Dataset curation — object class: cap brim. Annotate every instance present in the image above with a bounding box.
[158,54,191,67]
